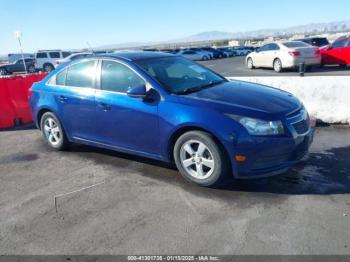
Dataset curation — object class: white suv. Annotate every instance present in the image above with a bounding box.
[35,50,71,72]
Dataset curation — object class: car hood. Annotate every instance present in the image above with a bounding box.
[174,80,301,119]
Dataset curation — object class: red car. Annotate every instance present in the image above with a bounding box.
[319,36,350,66]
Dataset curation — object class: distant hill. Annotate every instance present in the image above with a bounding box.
[95,19,350,50]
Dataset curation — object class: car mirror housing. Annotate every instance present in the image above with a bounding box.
[126,85,147,98]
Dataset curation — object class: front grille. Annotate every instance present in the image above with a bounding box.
[292,120,309,134]
[286,109,301,118]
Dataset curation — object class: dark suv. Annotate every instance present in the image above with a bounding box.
[0,58,36,75]
[297,37,329,47]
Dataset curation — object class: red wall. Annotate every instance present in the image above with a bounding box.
[0,73,47,129]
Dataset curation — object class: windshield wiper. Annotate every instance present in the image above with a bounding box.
[175,79,226,95]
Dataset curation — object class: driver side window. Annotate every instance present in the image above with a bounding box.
[101,61,145,93]
[332,38,348,48]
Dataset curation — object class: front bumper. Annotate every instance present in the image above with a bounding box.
[231,110,314,178]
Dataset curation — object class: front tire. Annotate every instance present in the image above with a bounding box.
[40,112,69,150]
[43,63,54,72]
[173,131,228,187]
[0,68,8,75]
[273,58,283,73]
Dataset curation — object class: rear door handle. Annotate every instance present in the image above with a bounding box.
[98,102,111,111]
[58,95,68,103]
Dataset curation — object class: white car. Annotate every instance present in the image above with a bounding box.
[55,52,93,67]
[246,41,321,72]
[35,50,71,72]
[178,50,211,61]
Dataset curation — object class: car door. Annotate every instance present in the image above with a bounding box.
[12,60,25,72]
[48,59,98,141]
[254,44,271,66]
[94,59,160,155]
[323,38,349,65]
[259,44,279,67]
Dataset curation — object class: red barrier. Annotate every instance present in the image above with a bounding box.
[0,78,17,128]
[0,73,48,129]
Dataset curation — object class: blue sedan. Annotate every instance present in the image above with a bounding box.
[30,52,313,187]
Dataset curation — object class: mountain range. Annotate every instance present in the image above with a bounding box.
[96,19,350,50]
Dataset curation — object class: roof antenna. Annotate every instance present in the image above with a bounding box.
[86,41,94,54]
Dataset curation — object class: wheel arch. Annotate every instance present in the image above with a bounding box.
[167,125,232,170]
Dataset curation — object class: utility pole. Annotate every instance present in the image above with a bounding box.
[14,31,27,74]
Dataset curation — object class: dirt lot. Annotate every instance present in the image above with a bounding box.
[0,126,350,255]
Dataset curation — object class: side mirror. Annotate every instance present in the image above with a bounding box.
[126,85,147,99]
[328,45,333,50]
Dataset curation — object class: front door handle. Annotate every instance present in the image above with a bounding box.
[98,102,111,111]
[58,95,68,103]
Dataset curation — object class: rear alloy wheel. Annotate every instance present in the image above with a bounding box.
[28,65,36,73]
[273,58,282,73]
[174,131,228,187]
[202,56,209,61]
[43,63,54,72]
[247,58,255,69]
[40,112,69,150]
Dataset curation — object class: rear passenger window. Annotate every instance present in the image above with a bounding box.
[49,52,60,58]
[66,60,96,88]
[36,52,48,58]
[101,61,145,93]
[56,69,67,85]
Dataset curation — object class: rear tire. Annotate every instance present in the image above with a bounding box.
[40,112,69,151]
[28,65,36,73]
[273,58,283,73]
[173,131,229,187]
[247,58,255,69]
[202,56,209,61]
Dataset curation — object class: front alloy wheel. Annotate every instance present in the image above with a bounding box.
[180,140,215,180]
[174,131,228,187]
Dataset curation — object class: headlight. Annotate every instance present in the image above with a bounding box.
[227,114,284,135]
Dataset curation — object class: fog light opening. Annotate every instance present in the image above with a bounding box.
[235,155,246,162]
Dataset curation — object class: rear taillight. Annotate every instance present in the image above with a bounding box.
[289,51,301,57]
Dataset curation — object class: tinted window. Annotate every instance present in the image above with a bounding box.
[283,41,310,48]
[66,60,96,88]
[312,38,329,47]
[333,38,348,48]
[62,52,71,58]
[136,56,225,94]
[270,44,280,50]
[56,69,67,85]
[49,52,60,58]
[259,44,272,52]
[36,52,48,58]
[101,61,145,93]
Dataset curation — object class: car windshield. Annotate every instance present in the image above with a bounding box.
[283,41,310,48]
[136,56,226,95]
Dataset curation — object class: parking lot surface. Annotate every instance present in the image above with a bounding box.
[199,57,350,77]
[0,126,350,254]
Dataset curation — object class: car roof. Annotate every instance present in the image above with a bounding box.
[97,51,175,61]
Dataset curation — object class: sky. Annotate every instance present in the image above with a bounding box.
[0,0,349,54]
